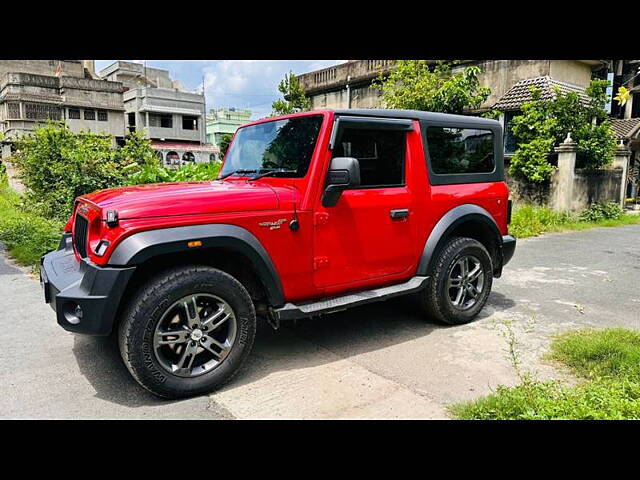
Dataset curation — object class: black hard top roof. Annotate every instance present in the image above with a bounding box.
[333,109,500,128]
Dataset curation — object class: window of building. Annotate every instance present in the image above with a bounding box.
[166,151,180,165]
[68,108,81,120]
[84,110,96,121]
[426,127,495,175]
[182,151,196,163]
[97,110,108,122]
[182,115,198,130]
[7,103,20,119]
[24,103,61,121]
[150,113,172,128]
[332,128,406,187]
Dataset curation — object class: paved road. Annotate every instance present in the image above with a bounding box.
[1,225,639,419]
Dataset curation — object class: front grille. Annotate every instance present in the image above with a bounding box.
[74,214,89,258]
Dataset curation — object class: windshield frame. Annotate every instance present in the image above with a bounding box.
[220,113,325,180]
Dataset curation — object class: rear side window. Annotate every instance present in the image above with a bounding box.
[427,127,495,175]
[333,128,405,187]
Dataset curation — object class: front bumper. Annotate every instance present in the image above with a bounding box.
[40,234,136,335]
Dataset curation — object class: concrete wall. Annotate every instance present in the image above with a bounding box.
[569,169,623,210]
[0,60,84,79]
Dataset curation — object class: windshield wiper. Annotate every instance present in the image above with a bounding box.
[216,169,258,180]
[248,168,297,181]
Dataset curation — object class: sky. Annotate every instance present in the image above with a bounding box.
[94,60,345,120]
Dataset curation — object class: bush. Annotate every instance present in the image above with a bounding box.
[12,122,136,221]
[0,184,63,268]
[578,202,623,222]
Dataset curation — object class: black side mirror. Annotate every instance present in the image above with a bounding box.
[322,157,360,207]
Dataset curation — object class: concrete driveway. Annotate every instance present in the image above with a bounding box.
[1,225,639,419]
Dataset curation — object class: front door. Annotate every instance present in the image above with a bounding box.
[313,122,415,288]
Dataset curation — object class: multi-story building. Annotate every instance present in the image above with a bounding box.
[0,60,125,158]
[99,61,217,165]
[206,107,251,148]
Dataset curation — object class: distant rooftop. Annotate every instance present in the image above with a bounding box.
[610,118,640,139]
[493,76,589,111]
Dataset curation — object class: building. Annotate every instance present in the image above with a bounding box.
[0,60,125,158]
[206,107,251,148]
[99,61,217,165]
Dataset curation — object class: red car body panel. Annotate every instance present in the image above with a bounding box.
[71,110,510,304]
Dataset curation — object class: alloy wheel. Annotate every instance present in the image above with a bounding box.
[446,255,485,310]
[153,294,237,378]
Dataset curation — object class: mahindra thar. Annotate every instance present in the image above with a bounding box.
[41,109,516,398]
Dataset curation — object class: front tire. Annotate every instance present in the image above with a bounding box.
[118,265,256,399]
[415,237,493,325]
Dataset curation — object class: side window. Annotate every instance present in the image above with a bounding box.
[333,128,406,187]
[427,127,495,175]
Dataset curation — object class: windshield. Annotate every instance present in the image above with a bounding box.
[221,115,323,178]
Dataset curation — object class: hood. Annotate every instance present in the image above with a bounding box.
[80,180,279,220]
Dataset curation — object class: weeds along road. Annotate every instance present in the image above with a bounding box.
[1,224,639,419]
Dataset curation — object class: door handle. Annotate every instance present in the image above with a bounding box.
[390,209,409,220]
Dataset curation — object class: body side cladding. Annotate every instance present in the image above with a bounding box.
[108,224,285,307]
[417,204,503,276]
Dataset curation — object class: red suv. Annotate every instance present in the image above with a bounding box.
[41,109,516,398]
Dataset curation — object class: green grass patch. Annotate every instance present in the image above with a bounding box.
[451,329,640,419]
[510,204,640,238]
[0,182,63,269]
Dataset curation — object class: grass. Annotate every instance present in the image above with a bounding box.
[451,329,640,420]
[510,204,640,238]
[0,181,63,270]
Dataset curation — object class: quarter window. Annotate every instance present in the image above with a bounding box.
[333,128,405,187]
[426,127,495,175]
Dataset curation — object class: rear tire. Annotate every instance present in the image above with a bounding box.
[118,265,256,399]
[414,237,493,325]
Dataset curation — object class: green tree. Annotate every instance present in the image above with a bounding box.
[271,71,311,116]
[508,80,616,182]
[218,133,233,158]
[373,60,491,114]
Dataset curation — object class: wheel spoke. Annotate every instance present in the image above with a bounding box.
[453,286,465,306]
[200,336,231,360]
[467,283,480,299]
[157,328,190,345]
[174,342,199,372]
[448,276,462,288]
[183,296,201,328]
[202,303,232,331]
[467,263,482,282]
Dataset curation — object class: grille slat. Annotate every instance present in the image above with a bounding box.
[74,215,89,258]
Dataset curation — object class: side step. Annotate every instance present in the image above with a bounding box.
[273,276,429,321]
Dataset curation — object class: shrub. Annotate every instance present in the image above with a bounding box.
[12,123,134,221]
[0,184,63,268]
[578,202,623,222]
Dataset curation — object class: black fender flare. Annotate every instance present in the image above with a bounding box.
[416,204,503,275]
[108,224,285,307]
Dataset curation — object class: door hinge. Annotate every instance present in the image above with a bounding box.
[314,212,329,226]
[313,256,329,270]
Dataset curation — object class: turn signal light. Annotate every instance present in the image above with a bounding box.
[187,240,202,248]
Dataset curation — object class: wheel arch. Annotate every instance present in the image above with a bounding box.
[417,204,502,276]
[108,224,285,308]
